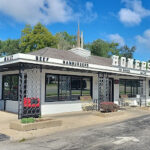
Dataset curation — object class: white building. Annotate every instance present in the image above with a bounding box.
[0,46,150,118]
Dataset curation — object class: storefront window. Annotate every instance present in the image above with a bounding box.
[3,75,18,101]
[71,77,81,100]
[82,77,91,96]
[45,75,58,102]
[119,79,141,98]
[45,74,92,102]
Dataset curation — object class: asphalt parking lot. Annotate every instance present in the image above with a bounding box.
[1,114,150,150]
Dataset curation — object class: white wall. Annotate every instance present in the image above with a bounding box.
[0,100,4,110]
[6,100,18,113]
[1,68,150,115]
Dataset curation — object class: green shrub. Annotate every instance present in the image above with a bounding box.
[21,117,35,124]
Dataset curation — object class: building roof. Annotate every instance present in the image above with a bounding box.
[29,47,112,67]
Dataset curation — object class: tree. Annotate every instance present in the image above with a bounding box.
[119,45,136,58]
[20,23,58,53]
[85,39,119,57]
[55,32,76,50]
[0,39,20,56]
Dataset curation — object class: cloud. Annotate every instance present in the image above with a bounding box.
[78,1,98,23]
[0,0,74,25]
[0,0,97,25]
[118,0,150,26]
[108,34,125,46]
[85,2,93,11]
[136,29,150,48]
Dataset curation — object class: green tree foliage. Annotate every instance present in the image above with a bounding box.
[85,39,119,58]
[118,45,136,58]
[56,32,76,50]
[20,23,58,53]
[0,22,136,59]
[0,39,20,56]
[85,39,136,58]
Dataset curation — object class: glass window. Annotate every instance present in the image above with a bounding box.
[82,77,91,96]
[45,74,92,102]
[45,75,58,102]
[119,79,141,98]
[71,77,81,100]
[59,76,71,101]
[126,80,132,97]
[3,75,18,101]
[119,80,126,96]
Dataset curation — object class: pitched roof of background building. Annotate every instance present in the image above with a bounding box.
[29,47,112,66]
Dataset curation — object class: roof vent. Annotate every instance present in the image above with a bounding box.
[69,48,91,57]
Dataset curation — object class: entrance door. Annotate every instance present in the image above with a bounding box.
[59,76,71,101]
[109,78,114,102]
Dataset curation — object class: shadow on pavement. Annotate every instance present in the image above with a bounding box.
[0,134,10,142]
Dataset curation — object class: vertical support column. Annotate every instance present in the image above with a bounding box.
[139,78,146,106]
[39,65,42,117]
[18,64,25,119]
[98,73,109,109]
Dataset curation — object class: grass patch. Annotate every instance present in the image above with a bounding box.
[19,138,26,143]
[21,117,35,124]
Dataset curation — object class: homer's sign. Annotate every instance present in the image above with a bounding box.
[112,55,150,71]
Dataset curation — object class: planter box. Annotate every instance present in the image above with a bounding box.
[10,119,62,131]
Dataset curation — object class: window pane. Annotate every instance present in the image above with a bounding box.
[126,80,132,97]
[119,80,125,96]
[71,77,81,100]
[3,76,11,100]
[59,76,70,101]
[10,76,18,100]
[82,78,91,96]
[119,79,141,98]
[3,75,18,101]
[46,75,58,102]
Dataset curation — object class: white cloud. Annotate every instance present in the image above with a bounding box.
[0,0,97,25]
[78,1,97,23]
[0,0,74,25]
[85,2,93,11]
[118,0,150,26]
[108,34,125,46]
[136,29,150,48]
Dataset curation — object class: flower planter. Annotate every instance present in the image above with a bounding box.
[10,118,62,131]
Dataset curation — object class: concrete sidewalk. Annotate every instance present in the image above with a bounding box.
[0,108,150,141]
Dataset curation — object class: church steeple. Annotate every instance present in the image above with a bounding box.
[77,22,80,48]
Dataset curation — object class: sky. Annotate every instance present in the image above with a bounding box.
[0,0,150,61]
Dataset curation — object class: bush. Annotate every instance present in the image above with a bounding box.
[100,102,119,112]
[82,103,94,111]
[21,117,35,124]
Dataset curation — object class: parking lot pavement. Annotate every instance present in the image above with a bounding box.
[1,114,150,150]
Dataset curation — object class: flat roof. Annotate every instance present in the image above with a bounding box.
[0,47,149,77]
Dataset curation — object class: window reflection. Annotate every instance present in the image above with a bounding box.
[46,75,58,102]
[45,74,92,102]
[3,75,18,101]
[119,79,141,98]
